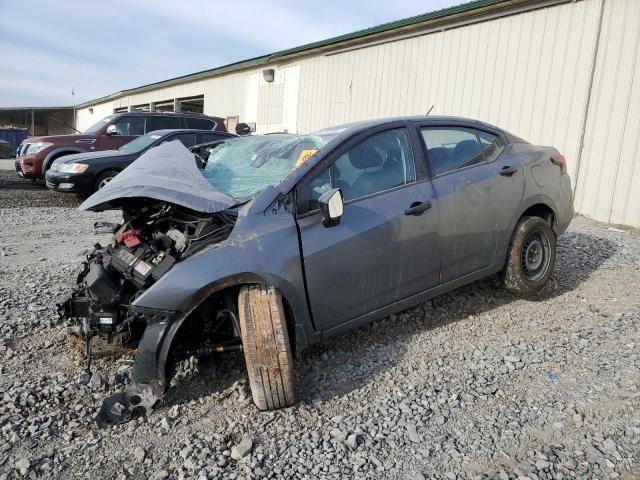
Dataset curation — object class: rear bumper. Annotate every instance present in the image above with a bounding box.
[556,174,574,236]
[45,170,93,194]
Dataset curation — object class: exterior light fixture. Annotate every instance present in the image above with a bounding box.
[263,69,275,83]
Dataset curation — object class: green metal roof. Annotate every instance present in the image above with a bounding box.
[78,0,510,108]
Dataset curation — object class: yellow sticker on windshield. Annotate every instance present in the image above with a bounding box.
[294,149,318,169]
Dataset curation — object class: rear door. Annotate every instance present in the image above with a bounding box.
[146,116,183,133]
[296,125,441,331]
[419,125,524,283]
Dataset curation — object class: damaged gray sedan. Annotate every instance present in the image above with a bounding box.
[58,116,574,426]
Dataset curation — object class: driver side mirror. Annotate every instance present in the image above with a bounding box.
[106,124,117,136]
[318,188,343,228]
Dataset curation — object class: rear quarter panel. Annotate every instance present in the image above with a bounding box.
[510,143,574,235]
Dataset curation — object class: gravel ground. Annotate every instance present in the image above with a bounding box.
[1,174,639,479]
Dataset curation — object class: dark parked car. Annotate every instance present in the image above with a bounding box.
[58,116,573,426]
[45,129,236,195]
[15,111,226,179]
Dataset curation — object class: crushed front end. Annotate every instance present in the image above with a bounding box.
[58,201,239,426]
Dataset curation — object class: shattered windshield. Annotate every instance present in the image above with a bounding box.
[201,134,334,201]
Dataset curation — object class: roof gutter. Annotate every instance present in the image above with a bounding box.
[324,0,579,57]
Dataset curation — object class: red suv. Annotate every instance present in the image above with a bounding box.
[15,111,226,179]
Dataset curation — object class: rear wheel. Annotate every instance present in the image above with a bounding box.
[237,285,295,410]
[500,216,556,295]
[93,170,118,192]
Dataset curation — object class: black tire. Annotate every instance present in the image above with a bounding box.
[237,285,295,410]
[500,216,556,296]
[93,170,118,192]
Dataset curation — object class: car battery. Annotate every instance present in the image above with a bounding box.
[110,246,154,288]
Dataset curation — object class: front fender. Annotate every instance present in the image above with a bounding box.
[133,212,316,344]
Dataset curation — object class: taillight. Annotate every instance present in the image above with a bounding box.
[551,154,567,175]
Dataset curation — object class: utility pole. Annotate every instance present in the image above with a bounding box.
[71,86,76,133]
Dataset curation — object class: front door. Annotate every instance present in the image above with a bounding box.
[420,126,524,283]
[296,127,440,331]
[98,116,145,150]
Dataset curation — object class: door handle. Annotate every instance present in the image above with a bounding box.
[404,201,432,216]
[500,165,518,176]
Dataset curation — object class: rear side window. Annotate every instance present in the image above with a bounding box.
[186,118,216,130]
[146,116,183,132]
[114,117,145,136]
[477,130,504,163]
[421,127,483,176]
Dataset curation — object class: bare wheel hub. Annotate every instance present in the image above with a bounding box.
[521,231,550,281]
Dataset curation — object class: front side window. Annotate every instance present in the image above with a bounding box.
[421,127,483,176]
[198,133,228,144]
[167,133,197,148]
[299,128,416,213]
[146,116,183,132]
[114,116,145,136]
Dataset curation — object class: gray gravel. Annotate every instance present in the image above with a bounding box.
[1,181,639,479]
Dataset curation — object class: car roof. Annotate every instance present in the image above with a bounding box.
[314,115,505,137]
[116,111,225,122]
[144,129,233,136]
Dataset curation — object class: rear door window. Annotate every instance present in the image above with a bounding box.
[186,118,216,130]
[113,117,145,136]
[146,116,183,132]
[420,127,483,176]
[477,129,504,163]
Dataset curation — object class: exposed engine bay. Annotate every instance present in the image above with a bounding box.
[60,202,235,342]
[57,201,241,426]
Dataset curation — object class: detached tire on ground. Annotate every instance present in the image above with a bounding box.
[500,216,556,296]
[238,285,295,410]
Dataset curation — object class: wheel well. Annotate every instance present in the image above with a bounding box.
[521,203,555,231]
[165,283,296,372]
[93,169,121,190]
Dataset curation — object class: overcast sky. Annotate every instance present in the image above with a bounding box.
[0,0,464,107]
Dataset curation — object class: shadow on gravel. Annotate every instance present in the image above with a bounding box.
[293,230,617,403]
[127,231,619,411]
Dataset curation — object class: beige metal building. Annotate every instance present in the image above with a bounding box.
[75,0,640,228]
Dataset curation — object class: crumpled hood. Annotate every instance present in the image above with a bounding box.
[79,141,236,213]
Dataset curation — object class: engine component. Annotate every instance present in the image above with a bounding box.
[86,261,120,304]
[110,246,154,288]
[166,228,186,252]
[116,229,141,249]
